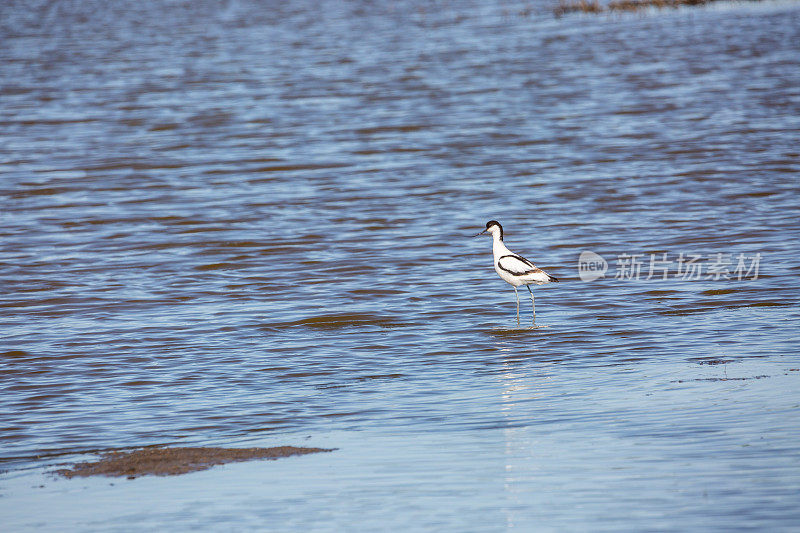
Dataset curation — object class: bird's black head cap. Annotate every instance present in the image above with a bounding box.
[486,220,503,240]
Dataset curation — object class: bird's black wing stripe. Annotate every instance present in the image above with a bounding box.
[500,254,535,267]
[498,263,528,276]
[497,254,540,276]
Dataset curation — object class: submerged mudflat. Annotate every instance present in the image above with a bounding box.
[56,446,334,479]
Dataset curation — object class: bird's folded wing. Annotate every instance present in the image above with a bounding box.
[497,254,541,276]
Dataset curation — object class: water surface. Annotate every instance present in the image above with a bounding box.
[2,0,800,530]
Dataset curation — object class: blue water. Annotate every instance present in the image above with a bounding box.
[2,0,800,530]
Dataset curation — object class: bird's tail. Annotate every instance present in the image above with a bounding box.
[549,274,559,282]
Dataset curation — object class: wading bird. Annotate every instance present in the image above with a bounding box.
[474,220,559,326]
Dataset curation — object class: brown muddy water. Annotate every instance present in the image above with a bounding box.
[2,0,800,530]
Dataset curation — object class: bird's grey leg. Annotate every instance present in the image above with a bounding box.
[514,287,520,326]
[527,285,535,326]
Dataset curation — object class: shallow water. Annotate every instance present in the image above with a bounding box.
[2,0,800,530]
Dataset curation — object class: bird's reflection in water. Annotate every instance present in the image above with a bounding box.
[494,340,559,528]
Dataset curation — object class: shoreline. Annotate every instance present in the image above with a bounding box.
[555,0,760,16]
